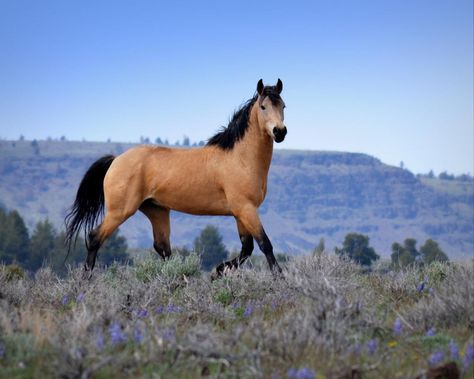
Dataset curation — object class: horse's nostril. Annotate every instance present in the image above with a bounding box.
[273,127,278,135]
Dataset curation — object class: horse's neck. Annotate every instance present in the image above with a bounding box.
[234,106,274,177]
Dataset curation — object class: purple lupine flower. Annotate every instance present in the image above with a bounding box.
[463,344,474,370]
[426,328,436,337]
[0,342,5,358]
[155,305,164,314]
[287,367,316,379]
[76,292,85,303]
[393,318,402,336]
[417,282,425,293]
[137,309,148,318]
[109,322,127,344]
[166,304,181,313]
[96,331,105,350]
[243,304,254,317]
[429,351,444,366]
[61,295,69,306]
[133,327,144,344]
[449,341,459,360]
[367,339,378,355]
[428,287,435,295]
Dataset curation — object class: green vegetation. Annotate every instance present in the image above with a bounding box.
[335,233,379,266]
[391,238,449,268]
[194,225,228,271]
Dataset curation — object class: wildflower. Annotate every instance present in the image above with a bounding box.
[463,344,474,370]
[133,326,144,344]
[76,292,85,303]
[393,318,402,336]
[428,287,435,295]
[367,339,378,355]
[96,331,105,350]
[417,282,425,293]
[0,342,5,358]
[271,300,278,310]
[287,367,316,379]
[426,328,436,337]
[387,340,398,348]
[429,351,444,366]
[61,295,69,306]
[166,304,181,313]
[109,322,127,345]
[137,309,148,318]
[243,304,254,317]
[449,340,459,360]
[155,305,164,314]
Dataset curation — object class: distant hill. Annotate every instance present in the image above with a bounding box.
[0,139,472,260]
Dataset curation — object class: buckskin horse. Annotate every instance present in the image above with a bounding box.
[65,79,287,278]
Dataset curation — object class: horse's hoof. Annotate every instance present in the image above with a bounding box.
[81,269,93,281]
[210,263,226,281]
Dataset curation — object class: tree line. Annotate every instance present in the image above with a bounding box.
[0,207,127,275]
[315,233,449,268]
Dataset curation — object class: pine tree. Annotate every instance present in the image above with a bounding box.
[29,219,56,271]
[98,229,128,266]
[0,210,30,266]
[194,225,228,271]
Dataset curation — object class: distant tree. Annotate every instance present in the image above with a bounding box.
[98,229,129,266]
[194,225,228,270]
[198,141,205,146]
[439,171,454,180]
[29,219,56,271]
[399,161,404,169]
[60,136,67,141]
[107,138,111,143]
[427,170,435,179]
[182,136,190,146]
[313,237,325,256]
[335,233,379,266]
[390,238,420,267]
[164,139,169,145]
[47,231,85,276]
[420,239,449,264]
[31,139,40,155]
[0,210,30,266]
[155,137,163,145]
[19,135,25,141]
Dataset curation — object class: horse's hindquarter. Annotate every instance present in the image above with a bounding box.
[145,147,231,215]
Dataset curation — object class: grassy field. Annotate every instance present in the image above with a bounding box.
[0,254,473,378]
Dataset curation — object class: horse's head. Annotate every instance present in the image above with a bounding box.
[256,79,287,143]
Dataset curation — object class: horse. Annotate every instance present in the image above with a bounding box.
[65,79,287,278]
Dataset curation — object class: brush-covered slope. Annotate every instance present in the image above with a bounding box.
[0,140,472,259]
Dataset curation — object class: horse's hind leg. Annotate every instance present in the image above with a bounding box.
[139,201,171,259]
[213,219,254,278]
[84,209,134,277]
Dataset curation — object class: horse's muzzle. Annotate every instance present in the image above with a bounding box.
[273,126,287,143]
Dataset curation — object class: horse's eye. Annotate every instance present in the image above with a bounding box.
[261,105,266,110]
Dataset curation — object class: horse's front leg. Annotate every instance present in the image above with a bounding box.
[212,219,254,279]
[232,204,282,275]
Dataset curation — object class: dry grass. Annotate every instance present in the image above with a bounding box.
[0,254,473,378]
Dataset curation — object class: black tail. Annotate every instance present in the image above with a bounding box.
[65,155,115,251]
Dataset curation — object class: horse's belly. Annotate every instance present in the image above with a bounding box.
[152,186,231,216]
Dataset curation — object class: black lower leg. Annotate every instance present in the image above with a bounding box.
[153,241,172,260]
[85,230,101,271]
[255,228,282,274]
[215,235,254,275]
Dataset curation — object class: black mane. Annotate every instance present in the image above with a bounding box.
[207,86,282,150]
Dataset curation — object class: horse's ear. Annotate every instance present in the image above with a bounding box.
[276,78,283,94]
[257,79,264,96]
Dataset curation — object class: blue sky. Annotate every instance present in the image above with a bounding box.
[0,0,472,174]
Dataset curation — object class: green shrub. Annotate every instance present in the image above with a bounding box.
[4,264,25,281]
